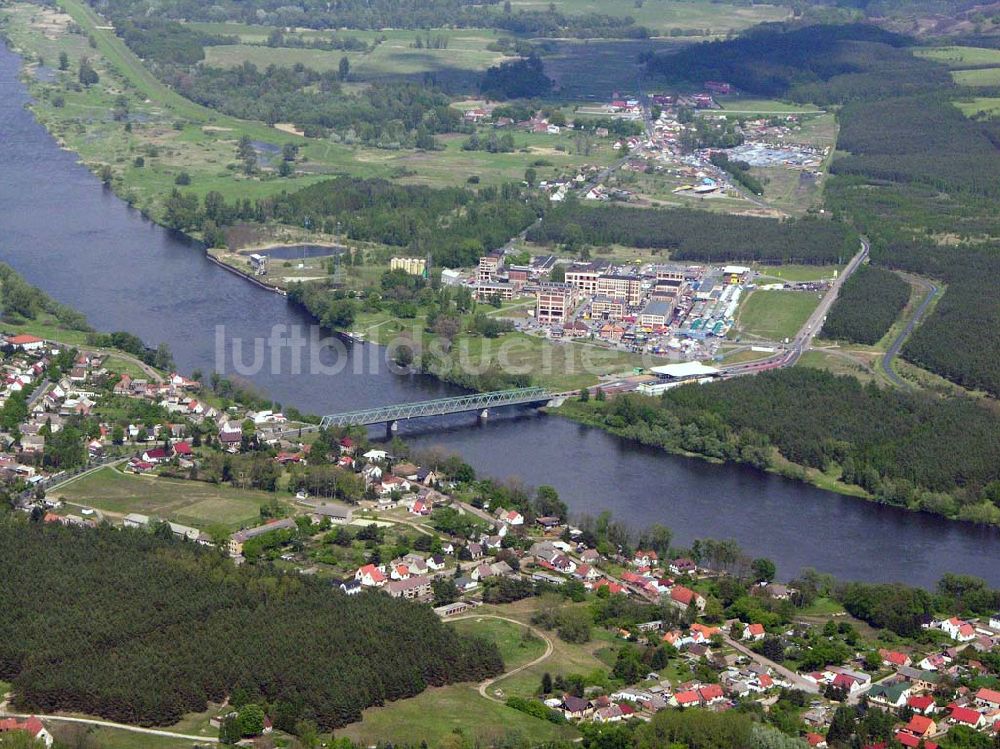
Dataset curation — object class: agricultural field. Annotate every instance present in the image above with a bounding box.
[715,96,822,114]
[955,96,1000,117]
[914,45,1000,68]
[203,29,507,84]
[736,289,822,342]
[509,0,790,36]
[53,466,286,530]
[952,67,1000,86]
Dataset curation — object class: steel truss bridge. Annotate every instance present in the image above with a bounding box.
[319,387,555,429]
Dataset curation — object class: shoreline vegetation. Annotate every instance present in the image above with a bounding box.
[553,369,1000,530]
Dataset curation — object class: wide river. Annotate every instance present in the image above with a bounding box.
[2,45,998,587]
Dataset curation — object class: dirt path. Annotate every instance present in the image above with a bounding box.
[446,614,555,702]
[0,711,218,743]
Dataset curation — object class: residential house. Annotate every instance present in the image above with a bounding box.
[670,558,697,575]
[355,564,387,588]
[976,687,1000,711]
[0,717,53,747]
[880,649,912,668]
[743,623,766,642]
[669,585,706,613]
[907,695,938,715]
[867,680,911,709]
[941,617,977,642]
[947,704,985,729]
[385,575,431,601]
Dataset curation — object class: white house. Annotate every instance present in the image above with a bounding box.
[941,617,976,642]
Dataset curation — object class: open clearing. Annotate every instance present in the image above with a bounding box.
[737,289,822,341]
[54,466,282,530]
[952,67,1000,86]
[955,96,1000,117]
[510,0,789,35]
[336,683,576,746]
[915,45,1000,68]
[450,617,547,672]
[755,264,842,283]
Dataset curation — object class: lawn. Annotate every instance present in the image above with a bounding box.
[54,466,284,530]
[795,349,876,382]
[915,45,1000,68]
[737,289,821,342]
[450,617,547,671]
[46,726,195,749]
[336,684,577,746]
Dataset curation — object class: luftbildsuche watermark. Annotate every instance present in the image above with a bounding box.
[214,323,661,381]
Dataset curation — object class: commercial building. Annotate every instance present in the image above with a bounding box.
[474,281,515,301]
[536,282,577,325]
[597,274,643,307]
[479,252,504,282]
[565,265,601,294]
[638,300,674,327]
[591,295,626,321]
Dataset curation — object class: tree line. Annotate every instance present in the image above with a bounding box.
[567,367,1000,526]
[526,202,857,264]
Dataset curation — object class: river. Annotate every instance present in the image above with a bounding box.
[2,44,998,588]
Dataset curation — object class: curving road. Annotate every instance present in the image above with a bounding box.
[445,614,555,702]
[880,275,938,388]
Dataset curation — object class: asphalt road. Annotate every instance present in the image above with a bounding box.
[880,275,938,387]
[721,237,871,377]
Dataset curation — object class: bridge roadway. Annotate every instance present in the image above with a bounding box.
[316,387,557,431]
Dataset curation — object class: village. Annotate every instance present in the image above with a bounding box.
[2,330,1000,748]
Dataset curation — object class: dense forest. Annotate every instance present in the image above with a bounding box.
[90,0,649,37]
[567,368,1000,525]
[0,522,501,729]
[526,203,857,264]
[480,55,553,100]
[820,264,910,344]
[870,238,1000,396]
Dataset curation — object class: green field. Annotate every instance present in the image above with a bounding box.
[337,684,576,746]
[450,617,547,672]
[511,0,789,35]
[952,67,1000,86]
[915,45,1000,68]
[55,466,284,530]
[204,32,506,81]
[47,726,197,749]
[737,289,822,341]
[956,96,1000,117]
[715,97,822,113]
[756,264,843,283]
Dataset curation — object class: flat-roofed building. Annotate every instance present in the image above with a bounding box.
[591,295,626,320]
[638,300,674,327]
[474,281,515,301]
[536,282,577,325]
[565,265,601,294]
[652,278,685,301]
[597,274,642,306]
[479,252,504,282]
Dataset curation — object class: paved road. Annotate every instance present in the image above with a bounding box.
[445,614,555,703]
[722,238,870,377]
[880,275,938,387]
[723,634,819,694]
[0,711,218,743]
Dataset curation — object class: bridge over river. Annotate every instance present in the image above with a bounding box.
[319,387,561,433]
